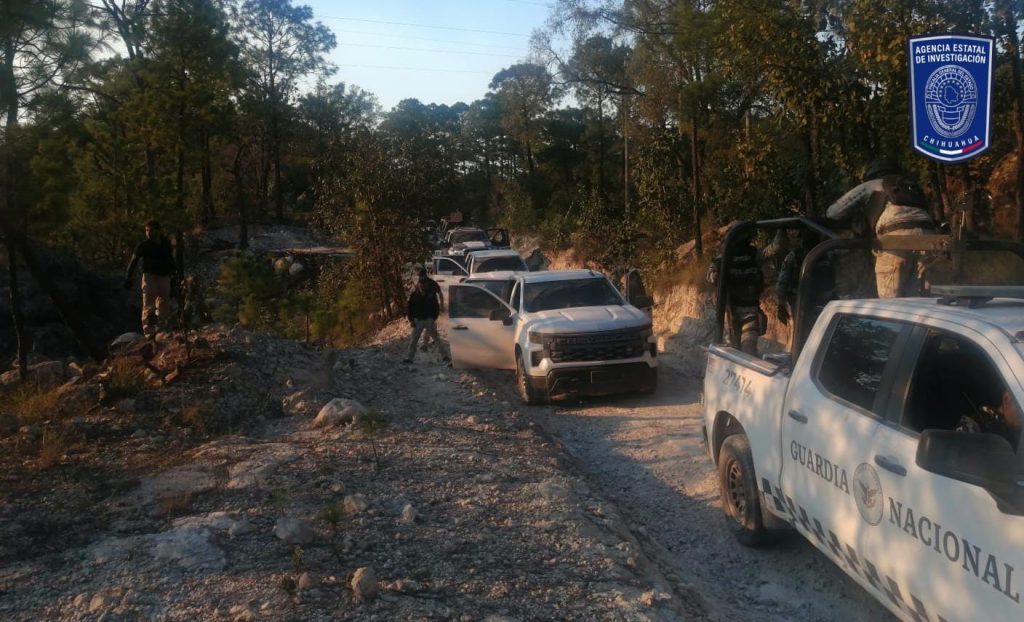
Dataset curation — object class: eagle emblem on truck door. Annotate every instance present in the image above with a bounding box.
[853,463,884,526]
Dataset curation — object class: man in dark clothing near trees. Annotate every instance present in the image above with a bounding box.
[124,220,178,338]
[416,266,443,351]
[404,274,450,364]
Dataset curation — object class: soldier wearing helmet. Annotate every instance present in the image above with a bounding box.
[826,158,936,298]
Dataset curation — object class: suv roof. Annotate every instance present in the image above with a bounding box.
[518,269,603,284]
[467,249,521,259]
[464,270,525,280]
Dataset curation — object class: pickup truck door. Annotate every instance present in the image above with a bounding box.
[780,313,912,599]
[862,326,1024,622]
[432,257,467,297]
[622,268,653,317]
[448,284,516,370]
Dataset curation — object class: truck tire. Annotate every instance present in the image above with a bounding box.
[516,352,548,405]
[640,370,658,394]
[718,434,770,546]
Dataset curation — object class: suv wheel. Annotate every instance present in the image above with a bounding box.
[718,434,770,546]
[516,352,548,405]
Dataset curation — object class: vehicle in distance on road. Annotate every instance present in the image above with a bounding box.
[448,269,657,404]
[465,249,529,275]
[702,218,1024,622]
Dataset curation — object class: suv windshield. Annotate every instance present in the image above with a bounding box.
[449,230,489,244]
[475,256,526,273]
[523,278,623,312]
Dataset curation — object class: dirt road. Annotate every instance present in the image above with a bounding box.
[476,354,895,622]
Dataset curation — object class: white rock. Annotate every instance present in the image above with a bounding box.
[273,517,315,544]
[109,332,147,353]
[313,398,366,428]
[399,504,417,525]
[298,571,319,591]
[351,567,378,601]
[288,262,304,276]
[171,512,237,532]
[150,528,226,572]
[343,494,369,515]
[282,390,316,417]
[229,517,254,538]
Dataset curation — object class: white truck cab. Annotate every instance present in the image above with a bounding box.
[448,270,657,404]
[465,249,529,275]
[702,218,1024,622]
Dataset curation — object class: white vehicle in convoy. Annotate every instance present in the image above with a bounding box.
[448,270,657,404]
[702,218,1024,622]
[465,249,529,275]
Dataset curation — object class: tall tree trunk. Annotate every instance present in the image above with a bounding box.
[6,241,27,379]
[269,68,284,222]
[201,125,214,224]
[234,144,249,249]
[3,37,28,379]
[622,94,630,217]
[690,113,703,257]
[1002,1,1024,241]
[597,92,606,199]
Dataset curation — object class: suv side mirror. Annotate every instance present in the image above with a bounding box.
[917,430,1024,515]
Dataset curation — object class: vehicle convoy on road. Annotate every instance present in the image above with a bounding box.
[448,269,657,404]
[702,218,1024,622]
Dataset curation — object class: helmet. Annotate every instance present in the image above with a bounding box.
[863,157,900,182]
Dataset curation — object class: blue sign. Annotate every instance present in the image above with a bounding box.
[908,34,994,163]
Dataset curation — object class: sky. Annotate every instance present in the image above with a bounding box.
[304,0,552,111]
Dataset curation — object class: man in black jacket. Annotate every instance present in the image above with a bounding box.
[404,275,450,364]
[124,220,178,338]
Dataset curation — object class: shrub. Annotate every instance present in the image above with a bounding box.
[106,357,147,398]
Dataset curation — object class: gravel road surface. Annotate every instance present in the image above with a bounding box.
[476,354,896,622]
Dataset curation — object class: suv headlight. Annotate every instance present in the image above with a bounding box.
[641,326,654,340]
[528,331,544,344]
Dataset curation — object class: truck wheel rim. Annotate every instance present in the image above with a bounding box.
[727,461,748,517]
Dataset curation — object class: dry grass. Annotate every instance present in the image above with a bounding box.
[4,382,62,425]
[106,357,147,398]
[177,404,211,434]
[37,428,68,470]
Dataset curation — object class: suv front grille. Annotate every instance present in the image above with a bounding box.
[547,329,646,363]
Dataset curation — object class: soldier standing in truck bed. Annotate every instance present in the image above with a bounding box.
[826,158,936,298]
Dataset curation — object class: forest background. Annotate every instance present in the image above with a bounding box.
[3,0,1024,356]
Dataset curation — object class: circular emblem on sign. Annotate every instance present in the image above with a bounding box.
[853,463,884,526]
[924,65,978,139]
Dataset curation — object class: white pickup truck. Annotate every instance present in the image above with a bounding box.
[448,270,657,404]
[703,219,1024,622]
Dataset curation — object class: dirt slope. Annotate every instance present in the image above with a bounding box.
[0,324,701,621]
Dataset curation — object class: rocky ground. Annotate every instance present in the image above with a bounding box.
[0,323,701,621]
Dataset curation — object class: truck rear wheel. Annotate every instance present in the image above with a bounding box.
[516,352,548,405]
[718,434,770,546]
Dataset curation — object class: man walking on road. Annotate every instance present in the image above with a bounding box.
[826,158,936,298]
[417,266,443,351]
[124,220,178,338]
[404,274,450,364]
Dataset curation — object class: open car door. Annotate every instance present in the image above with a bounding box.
[487,228,511,249]
[623,268,654,317]
[432,256,468,297]
[448,284,516,370]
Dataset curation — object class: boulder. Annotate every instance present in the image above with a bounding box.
[351,567,378,602]
[109,333,148,355]
[150,528,226,572]
[313,398,366,428]
[343,494,369,515]
[282,390,317,417]
[288,262,304,276]
[273,517,315,545]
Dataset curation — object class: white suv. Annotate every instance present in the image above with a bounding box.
[448,270,657,404]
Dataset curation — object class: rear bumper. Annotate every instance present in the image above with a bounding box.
[529,362,657,397]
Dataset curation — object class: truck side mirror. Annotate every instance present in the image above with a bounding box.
[917,430,1024,515]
